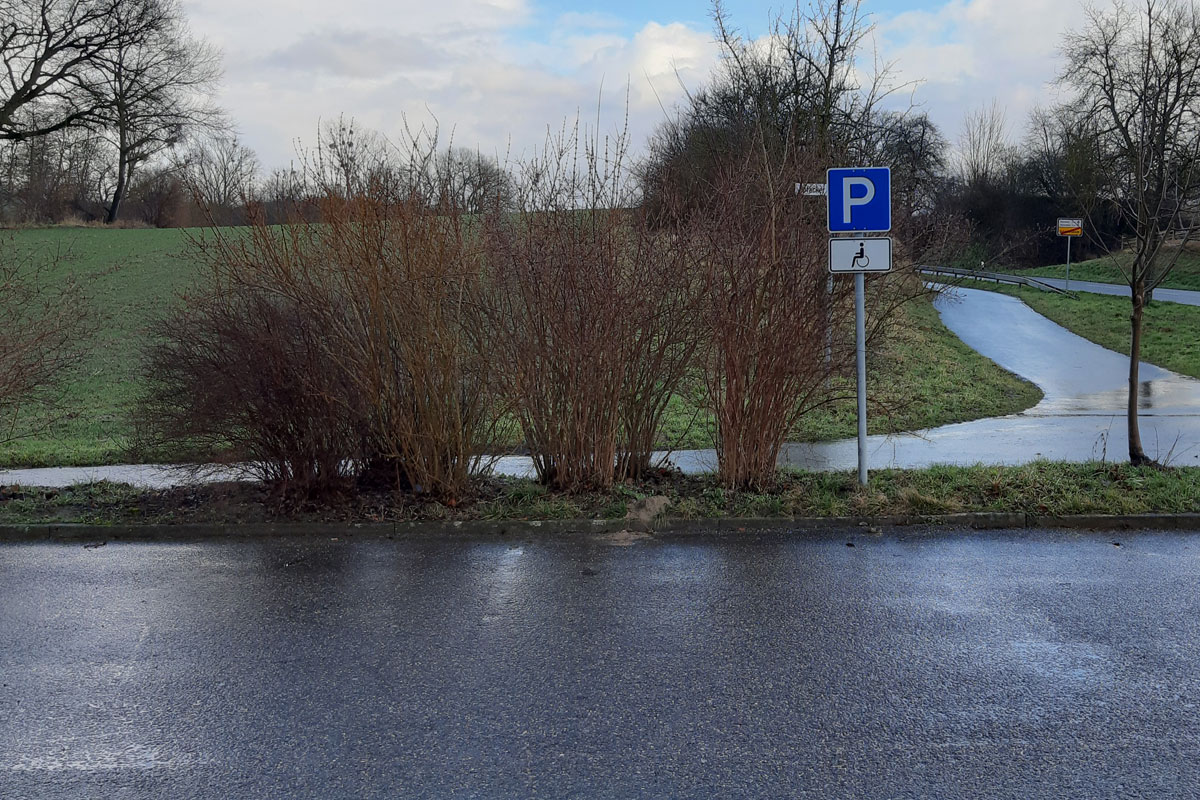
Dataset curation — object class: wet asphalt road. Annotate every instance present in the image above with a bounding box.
[4,529,1200,798]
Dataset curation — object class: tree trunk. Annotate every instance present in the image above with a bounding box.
[1128,277,1151,465]
[106,151,129,224]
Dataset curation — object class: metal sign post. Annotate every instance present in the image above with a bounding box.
[827,168,892,487]
[855,271,867,485]
[1058,218,1083,291]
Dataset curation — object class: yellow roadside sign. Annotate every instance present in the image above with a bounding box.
[1058,218,1083,237]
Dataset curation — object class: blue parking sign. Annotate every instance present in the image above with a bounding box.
[827,167,891,233]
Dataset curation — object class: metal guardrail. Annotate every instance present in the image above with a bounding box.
[918,265,1070,295]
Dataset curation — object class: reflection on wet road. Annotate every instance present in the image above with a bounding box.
[5,532,1200,798]
[933,287,1200,414]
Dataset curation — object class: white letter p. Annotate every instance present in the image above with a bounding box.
[842,177,875,225]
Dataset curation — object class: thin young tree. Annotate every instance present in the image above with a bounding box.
[1061,0,1200,465]
[958,101,1012,189]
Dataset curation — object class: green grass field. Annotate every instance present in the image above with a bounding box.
[3,227,202,467]
[987,284,1200,379]
[1017,247,1200,291]
[0,226,1042,468]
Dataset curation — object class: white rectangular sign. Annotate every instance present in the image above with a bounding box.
[1057,218,1083,237]
[829,237,892,274]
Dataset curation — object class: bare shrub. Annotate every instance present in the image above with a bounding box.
[312,179,498,499]
[483,120,703,491]
[141,224,365,495]
[680,141,929,490]
[685,148,838,488]
[143,127,498,499]
[0,239,91,444]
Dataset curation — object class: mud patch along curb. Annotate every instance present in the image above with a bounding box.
[1030,513,1200,531]
[2,512,1200,542]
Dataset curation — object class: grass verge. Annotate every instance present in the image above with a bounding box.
[2,462,1196,526]
[1016,248,1200,291]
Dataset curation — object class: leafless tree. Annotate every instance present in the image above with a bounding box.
[309,116,392,199]
[434,147,513,213]
[0,123,106,221]
[260,166,305,204]
[256,165,309,222]
[958,101,1012,188]
[97,0,223,223]
[183,135,259,221]
[642,0,911,223]
[1061,0,1200,465]
[871,111,948,217]
[0,0,164,141]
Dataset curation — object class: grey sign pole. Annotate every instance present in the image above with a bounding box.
[827,166,892,487]
[1065,234,1072,292]
[829,237,891,489]
[854,271,868,486]
[1058,218,1083,290]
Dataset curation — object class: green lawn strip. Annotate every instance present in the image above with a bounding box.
[980,284,1200,379]
[789,298,1042,440]
[1,227,1041,467]
[3,461,1197,525]
[1,227,200,467]
[1016,250,1200,291]
[658,296,1043,450]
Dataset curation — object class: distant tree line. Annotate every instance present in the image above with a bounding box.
[0,0,1187,283]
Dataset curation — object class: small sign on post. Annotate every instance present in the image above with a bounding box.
[1058,217,1083,290]
[1057,218,1083,237]
[829,238,893,273]
[826,167,892,487]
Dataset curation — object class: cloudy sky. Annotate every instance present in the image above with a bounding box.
[179,0,1089,172]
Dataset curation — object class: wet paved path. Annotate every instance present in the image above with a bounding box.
[4,286,1200,489]
[1016,276,1200,307]
[3,530,1200,799]
[771,286,1200,471]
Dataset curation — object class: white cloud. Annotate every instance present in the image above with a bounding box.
[180,0,718,169]
[178,0,1095,173]
[874,0,1085,143]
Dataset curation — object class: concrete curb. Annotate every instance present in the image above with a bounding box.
[2,512,1199,542]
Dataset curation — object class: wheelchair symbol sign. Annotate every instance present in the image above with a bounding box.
[829,237,892,274]
[827,167,891,233]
